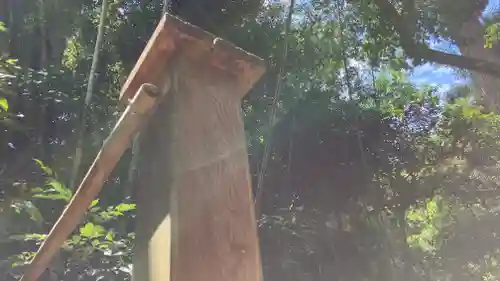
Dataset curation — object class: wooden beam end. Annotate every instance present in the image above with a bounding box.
[119,13,266,104]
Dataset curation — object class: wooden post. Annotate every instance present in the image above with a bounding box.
[119,14,265,281]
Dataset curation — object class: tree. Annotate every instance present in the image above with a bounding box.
[360,0,500,76]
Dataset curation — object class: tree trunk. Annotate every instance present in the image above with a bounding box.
[456,17,500,111]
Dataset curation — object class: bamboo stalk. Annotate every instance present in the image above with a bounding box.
[20,83,168,281]
[69,0,109,190]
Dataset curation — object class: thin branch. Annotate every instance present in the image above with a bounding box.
[371,0,500,78]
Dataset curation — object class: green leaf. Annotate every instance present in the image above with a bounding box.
[90,199,99,208]
[5,58,17,65]
[70,235,82,245]
[9,233,47,241]
[406,209,425,222]
[105,231,115,242]
[98,211,116,221]
[22,201,43,223]
[426,200,438,218]
[97,242,111,250]
[46,179,72,202]
[115,203,136,212]
[80,222,106,238]
[32,193,70,201]
[33,158,53,176]
[0,21,7,32]
[91,239,101,247]
[0,97,8,111]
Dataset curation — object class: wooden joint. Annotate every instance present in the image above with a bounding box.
[141,83,160,98]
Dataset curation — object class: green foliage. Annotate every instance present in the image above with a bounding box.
[406,195,452,253]
[485,23,500,49]
[62,37,85,71]
[4,160,136,279]
[33,158,53,176]
[0,21,7,32]
[373,69,439,119]
[10,201,44,226]
[79,222,106,238]
[30,159,72,202]
[0,97,8,111]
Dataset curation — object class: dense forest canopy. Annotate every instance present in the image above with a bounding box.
[3,0,500,281]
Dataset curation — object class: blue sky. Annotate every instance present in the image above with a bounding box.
[410,63,465,93]
[409,42,467,94]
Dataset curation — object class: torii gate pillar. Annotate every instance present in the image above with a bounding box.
[118,14,265,281]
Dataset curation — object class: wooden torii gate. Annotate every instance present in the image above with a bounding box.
[20,14,265,281]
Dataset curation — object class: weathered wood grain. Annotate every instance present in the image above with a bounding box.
[20,83,167,281]
[134,26,265,281]
[119,13,265,103]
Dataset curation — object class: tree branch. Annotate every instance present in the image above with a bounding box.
[371,0,500,78]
